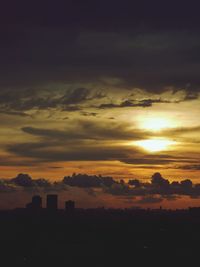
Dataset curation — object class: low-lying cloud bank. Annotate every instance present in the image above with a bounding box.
[1,172,200,200]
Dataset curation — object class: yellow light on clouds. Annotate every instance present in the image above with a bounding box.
[135,139,176,152]
[140,117,173,131]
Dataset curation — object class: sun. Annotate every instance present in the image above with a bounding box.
[140,117,172,131]
[135,139,176,152]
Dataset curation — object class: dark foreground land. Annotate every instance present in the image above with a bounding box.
[1,208,200,266]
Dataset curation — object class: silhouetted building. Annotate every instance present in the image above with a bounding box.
[47,194,58,211]
[26,202,33,209]
[26,195,42,210]
[65,200,75,213]
[32,195,42,209]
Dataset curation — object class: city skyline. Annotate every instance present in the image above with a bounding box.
[1,172,200,210]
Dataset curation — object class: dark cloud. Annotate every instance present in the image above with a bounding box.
[104,182,130,196]
[21,127,85,140]
[179,165,200,170]
[5,121,197,166]
[0,86,197,116]
[7,141,131,162]
[0,87,105,112]
[0,180,20,193]
[2,172,200,202]
[62,106,81,112]
[0,157,38,167]
[120,158,174,165]
[128,179,141,187]
[21,120,149,141]
[151,172,170,189]
[63,174,116,188]
[61,88,90,105]
[7,138,186,166]
[11,173,34,187]
[99,98,173,109]
[1,2,200,94]
[61,172,200,199]
[63,89,105,103]
[0,110,31,117]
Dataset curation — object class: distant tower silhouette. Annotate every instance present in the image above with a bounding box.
[26,195,42,210]
[65,200,75,213]
[32,195,42,209]
[46,194,58,211]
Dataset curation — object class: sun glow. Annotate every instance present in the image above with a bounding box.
[135,139,176,152]
[140,117,173,131]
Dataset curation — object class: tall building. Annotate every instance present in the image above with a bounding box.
[65,200,75,213]
[26,195,42,210]
[46,194,58,211]
[32,195,42,209]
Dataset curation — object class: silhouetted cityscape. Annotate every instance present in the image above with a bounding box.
[2,172,200,265]
[26,194,75,213]
[1,199,200,266]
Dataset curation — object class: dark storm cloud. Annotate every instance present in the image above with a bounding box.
[2,0,200,31]
[1,0,200,95]
[2,30,200,93]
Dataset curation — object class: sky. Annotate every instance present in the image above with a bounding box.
[1,0,200,209]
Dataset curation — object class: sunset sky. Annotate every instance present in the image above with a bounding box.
[1,0,200,209]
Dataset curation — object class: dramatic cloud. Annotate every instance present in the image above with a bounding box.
[1,0,200,203]
[2,172,200,201]
[21,120,149,141]
[63,173,116,188]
